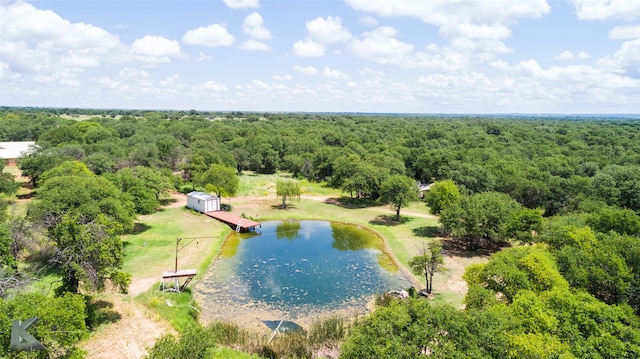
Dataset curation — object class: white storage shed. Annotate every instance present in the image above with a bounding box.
[186,191,220,213]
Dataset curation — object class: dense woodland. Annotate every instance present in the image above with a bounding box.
[1,107,640,358]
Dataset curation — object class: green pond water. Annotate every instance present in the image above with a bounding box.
[194,220,413,324]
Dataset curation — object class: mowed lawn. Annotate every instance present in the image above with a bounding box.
[122,207,228,281]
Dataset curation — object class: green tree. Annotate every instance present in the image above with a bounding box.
[556,241,632,305]
[342,163,381,199]
[468,246,569,303]
[276,180,301,208]
[341,299,511,359]
[409,240,444,294]
[106,166,172,214]
[0,162,19,222]
[0,292,88,358]
[0,162,19,197]
[39,160,93,184]
[584,205,640,236]
[50,214,130,294]
[28,168,134,294]
[379,175,419,220]
[439,191,522,249]
[29,170,135,233]
[606,233,640,313]
[180,153,208,188]
[424,179,460,215]
[593,165,640,212]
[38,125,83,147]
[18,147,66,187]
[197,164,239,200]
[0,224,16,271]
[502,207,544,243]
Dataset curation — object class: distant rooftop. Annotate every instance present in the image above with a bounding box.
[0,141,35,160]
[187,191,218,200]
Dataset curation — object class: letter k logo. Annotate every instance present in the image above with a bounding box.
[10,317,46,352]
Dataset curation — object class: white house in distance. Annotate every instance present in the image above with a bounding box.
[186,191,220,213]
[0,141,35,166]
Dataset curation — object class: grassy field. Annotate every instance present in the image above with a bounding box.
[235,172,342,198]
[121,207,228,281]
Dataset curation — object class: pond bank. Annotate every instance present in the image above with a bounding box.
[193,220,414,332]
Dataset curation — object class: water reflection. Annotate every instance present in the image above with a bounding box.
[276,220,301,240]
[194,220,412,327]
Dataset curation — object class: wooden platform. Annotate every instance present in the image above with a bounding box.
[205,211,260,232]
[160,269,196,292]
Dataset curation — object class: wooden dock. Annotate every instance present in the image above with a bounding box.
[160,269,197,292]
[205,211,260,232]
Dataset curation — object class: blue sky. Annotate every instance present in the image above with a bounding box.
[1,0,639,114]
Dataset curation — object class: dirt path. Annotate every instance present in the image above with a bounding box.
[301,195,438,219]
[80,194,189,358]
[79,295,175,358]
[363,207,437,219]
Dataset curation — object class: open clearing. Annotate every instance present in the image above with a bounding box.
[70,174,487,358]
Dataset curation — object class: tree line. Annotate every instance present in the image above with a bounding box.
[1,107,639,357]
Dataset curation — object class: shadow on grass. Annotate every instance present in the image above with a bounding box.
[159,197,176,206]
[85,298,122,329]
[441,238,504,258]
[369,215,411,226]
[413,226,441,238]
[270,204,298,210]
[131,222,151,234]
[325,196,379,209]
[16,193,33,200]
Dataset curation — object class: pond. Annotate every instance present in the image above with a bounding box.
[193,220,413,329]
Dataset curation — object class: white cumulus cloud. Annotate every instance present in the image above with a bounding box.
[610,24,640,39]
[554,50,590,60]
[183,24,235,47]
[0,1,121,86]
[359,16,379,27]
[131,35,181,62]
[273,74,292,81]
[350,27,413,65]
[306,16,352,44]
[599,39,640,78]
[198,81,229,92]
[223,0,260,9]
[0,2,120,50]
[346,0,549,54]
[346,0,550,23]
[293,38,325,57]
[568,0,640,20]
[243,12,271,40]
[239,39,271,51]
[323,67,349,80]
[294,65,319,75]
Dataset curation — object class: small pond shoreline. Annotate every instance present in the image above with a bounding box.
[192,219,418,332]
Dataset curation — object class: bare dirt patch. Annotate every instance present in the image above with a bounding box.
[80,295,175,359]
[164,192,187,208]
[432,240,489,308]
[129,278,159,297]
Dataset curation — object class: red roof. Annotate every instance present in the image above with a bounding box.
[205,211,260,229]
